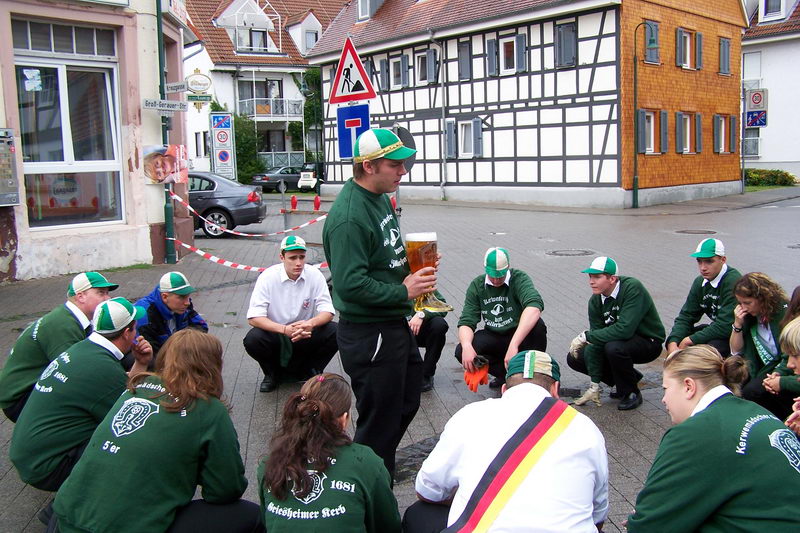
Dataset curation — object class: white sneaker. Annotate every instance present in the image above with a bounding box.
[573,387,601,407]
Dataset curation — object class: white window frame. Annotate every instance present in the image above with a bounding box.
[644,111,655,154]
[743,127,760,157]
[15,56,124,229]
[390,57,403,89]
[458,120,474,158]
[358,0,370,20]
[682,114,691,153]
[760,0,784,22]
[717,117,727,153]
[415,52,428,85]
[304,31,318,53]
[680,31,692,68]
[498,36,516,75]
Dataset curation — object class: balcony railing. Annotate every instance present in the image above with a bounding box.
[742,78,762,91]
[258,151,305,168]
[742,137,761,157]
[239,98,303,118]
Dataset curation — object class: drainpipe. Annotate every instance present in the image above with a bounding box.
[429,29,447,201]
[157,0,177,264]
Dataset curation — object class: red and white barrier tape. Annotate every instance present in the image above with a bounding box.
[168,238,329,272]
[169,191,327,237]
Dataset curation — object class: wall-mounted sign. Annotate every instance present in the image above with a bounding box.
[187,93,212,102]
[166,81,188,93]
[143,99,189,112]
[210,113,236,180]
[187,73,212,94]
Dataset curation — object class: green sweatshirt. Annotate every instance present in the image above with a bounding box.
[54,376,248,533]
[0,304,86,409]
[738,305,788,382]
[258,443,401,533]
[586,276,665,346]
[323,178,412,322]
[667,266,741,345]
[9,336,127,486]
[628,393,800,532]
[457,270,544,335]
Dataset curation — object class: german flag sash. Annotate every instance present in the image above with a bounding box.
[443,397,577,533]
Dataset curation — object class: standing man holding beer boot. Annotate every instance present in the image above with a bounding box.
[455,247,547,390]
[323,127,436,479]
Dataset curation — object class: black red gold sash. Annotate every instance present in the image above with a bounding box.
[443,397,577,533]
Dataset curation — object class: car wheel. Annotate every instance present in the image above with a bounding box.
[276,180,287,194]
[202,209,232,238]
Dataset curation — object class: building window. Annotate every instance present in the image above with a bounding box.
[416,53,429,84]
[459,121,474,157]
[12,20,115,57]
[305,31,318,53]
[676,112,694,153]
[764,0,782,16]
[644,111,655,153]
[682,114,691,152]
[637,109,666,154]
[458,41,471,80]
[555,22,577,68]
[719,38,731,75]
[714,114,727,153]
[237,29,274,53]
[743,128,760,156]
[195,131,209,158]
[676,28,703,69]
[390,57,403,89]
[742,51,761,89]
[679,29,691,67]
[358,0,370,20]
[499,36,516,74]
[645,21,660,63]
[203,132,210,157]
[237,79,282,115]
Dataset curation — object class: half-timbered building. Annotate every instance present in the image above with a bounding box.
[308,0,749,207]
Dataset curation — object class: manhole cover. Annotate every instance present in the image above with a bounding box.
[546,249,594,257]
[789,244,800,249]
[675,229,717,235]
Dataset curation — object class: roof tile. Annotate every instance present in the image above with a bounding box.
[744,2,800,40]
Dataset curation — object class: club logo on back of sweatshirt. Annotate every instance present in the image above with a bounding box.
[112,397,160,437]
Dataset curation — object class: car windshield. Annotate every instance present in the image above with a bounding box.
[266,167,281,173]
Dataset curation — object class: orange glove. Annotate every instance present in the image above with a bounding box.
[464,365,489,393]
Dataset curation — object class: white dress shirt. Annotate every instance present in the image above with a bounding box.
[247,263,334,324]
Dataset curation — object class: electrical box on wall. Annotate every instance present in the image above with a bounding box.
[0,129,21,207]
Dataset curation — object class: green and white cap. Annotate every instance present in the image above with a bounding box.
[484,247,510,278]
[93,297,145,334]
[581,256,618,275]
[506,350,561,381]
[159,272,195,295]
[280,235,306,252]
[690,238,725,258]
[67,272,119,297]
[353,128,416,163]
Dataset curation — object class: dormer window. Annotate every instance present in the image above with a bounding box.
[237,29,275,53]
[358,0,370,21]
[761,0,784,21]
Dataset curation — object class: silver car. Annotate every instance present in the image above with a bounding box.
[251,166,302,193]
[188,172,266,238]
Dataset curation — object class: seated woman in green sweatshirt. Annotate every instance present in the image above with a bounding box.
[258,373,401,532]
[779,315,800,436]
[627,345,800,532]
[52,329,262,533]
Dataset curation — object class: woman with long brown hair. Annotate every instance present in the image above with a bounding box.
[52,329,262,533]
[730,272,794,418]
[258,373,400,532]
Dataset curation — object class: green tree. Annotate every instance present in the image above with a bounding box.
[233,113,265,184]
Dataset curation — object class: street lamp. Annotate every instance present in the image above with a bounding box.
[632,21,658,209]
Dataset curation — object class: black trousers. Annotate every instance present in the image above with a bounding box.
[416,316,449,379]
[402,500,450,533]
[34,441,88,492]
[49,499,264,533]
[337,317,423,478]
[454,319,547,380]
[567,335,662,396]
[668,325,731,358]
[243,321,338,379]
[742,377,795,420]
[2,387,32,423]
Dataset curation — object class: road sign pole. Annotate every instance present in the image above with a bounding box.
[156,0,176,264]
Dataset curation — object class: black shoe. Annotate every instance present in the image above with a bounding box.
[489,376,505,389]
[618,390,643,410]
[259,374,277,393]
[421,376,434,392]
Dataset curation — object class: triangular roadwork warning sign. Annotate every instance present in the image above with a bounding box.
[329,37,377,104]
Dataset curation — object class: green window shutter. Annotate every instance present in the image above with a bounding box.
[458,42,471,80]
[713,114,720,153]
[445,120,456,159]
[400,54,409,87]
[487,39,498,76]
[515,33,527,73]
[695,32,703,70]
[426,49,437,83]
[720,38,730,74]
[676,28,684,66]
[380,59,389,90]
[675,112,684,153]
[637,109,646,153]
[646,21,659,63]
[472,118,483,157]
[695,113,703,153]
[660,110,668,153]
[730,115,737,153]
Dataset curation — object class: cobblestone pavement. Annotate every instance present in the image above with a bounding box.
[1,187,798,532]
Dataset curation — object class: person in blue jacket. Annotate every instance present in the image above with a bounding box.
[135,272,208,362]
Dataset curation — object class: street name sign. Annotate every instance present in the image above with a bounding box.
[143,99,188,112]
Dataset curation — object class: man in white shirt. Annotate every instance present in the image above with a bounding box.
[405,350,608,532]
[243,236,337,392]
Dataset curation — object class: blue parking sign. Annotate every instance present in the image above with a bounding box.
[337,104,370,159]
[746,111,767,128]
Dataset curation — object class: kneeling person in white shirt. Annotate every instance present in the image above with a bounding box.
[406,350,608,532]
[243,236,338,392]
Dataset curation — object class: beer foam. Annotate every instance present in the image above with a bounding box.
[405,232,437,242]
